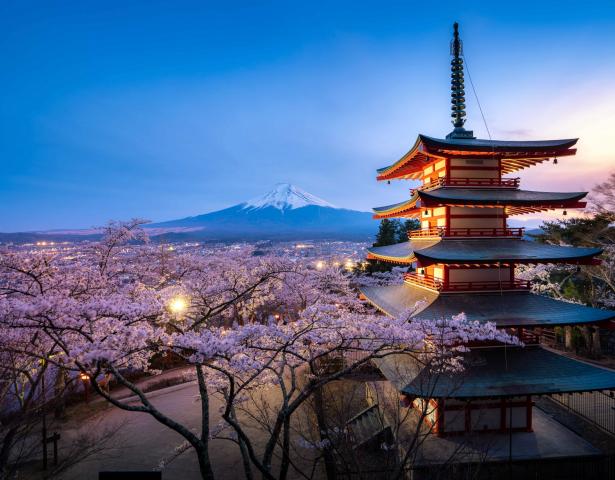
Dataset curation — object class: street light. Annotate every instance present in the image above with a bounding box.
[79,373,90,403]
[168,296,188,314]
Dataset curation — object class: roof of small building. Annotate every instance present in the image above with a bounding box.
[359,283,615,327]
[374,347,615,398]
[366,239,602,265]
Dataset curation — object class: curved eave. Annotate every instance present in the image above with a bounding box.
[415,239,602,266]
[419,189,587,206]
[366,241,416,265]
[367,239,441,265]
[372,194,420,219]
[376,136,443,181]
[360,283,615,327]
[377,135,578,181]
[419,134,578,153]
[418,189,588,215]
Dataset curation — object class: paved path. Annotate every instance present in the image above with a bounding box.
[62,382,242,480]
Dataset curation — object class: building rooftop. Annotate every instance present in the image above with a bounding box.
[366,239,602,265]
[359,283,615,327]
[375,347,615,399]
[373,189,587,218]
[377,135,578,181]
[419,134,578,153]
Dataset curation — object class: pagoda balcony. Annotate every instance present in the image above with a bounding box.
[408,226,525,239]
[404,272,531,293]
[412,177,520,194]
[440,177,520,188]
[404,272,443,291]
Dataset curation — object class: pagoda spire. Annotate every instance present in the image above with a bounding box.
[446,22,475,139]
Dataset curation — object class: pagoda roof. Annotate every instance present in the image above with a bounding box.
[374,347,615,399]
[372,192,420,219]
[373,188,587,218]
[420,188,586,215]
[419,135,578,153]
[377,134,578,181]
[367,239,602,265]
[359,283,615,327]
[367,239,439,264]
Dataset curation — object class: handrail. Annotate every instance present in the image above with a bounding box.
[404,272,443,291]
[414,177,520,193]
[408,227,525,239]
[404,272,530,292]
[444,279,531,292]
[442,177,520,188]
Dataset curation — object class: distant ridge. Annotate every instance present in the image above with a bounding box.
[148,183,374,241]
[0,184,375,243]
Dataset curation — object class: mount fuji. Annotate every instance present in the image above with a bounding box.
[147,183,375,240]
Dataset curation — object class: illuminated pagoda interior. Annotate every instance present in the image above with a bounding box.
[360,23,615,437]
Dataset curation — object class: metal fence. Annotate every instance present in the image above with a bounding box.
[551,390,615,436]
[338,454,615,480]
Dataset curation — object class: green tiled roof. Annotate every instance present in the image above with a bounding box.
[367,238,602,264]
[376,347,615,399]
[419,188,587,206]
[360,283,615,327]
[419,135,578,152]
[375,347,615,398]
[415,239,601,264]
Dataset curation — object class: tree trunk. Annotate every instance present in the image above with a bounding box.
[195,365,214,480]
[195,444,216,480]
[564,326,572,350]
[313,386,337,480]
[54,367,68,419]
[592,327,603,357]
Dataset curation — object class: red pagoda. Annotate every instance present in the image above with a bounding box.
[360,23,615,440]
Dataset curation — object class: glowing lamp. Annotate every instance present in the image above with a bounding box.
[168,296,188,314]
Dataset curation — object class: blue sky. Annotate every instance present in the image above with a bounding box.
[1,1,614,231]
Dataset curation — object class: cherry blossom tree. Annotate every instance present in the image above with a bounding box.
[0,221,515,480]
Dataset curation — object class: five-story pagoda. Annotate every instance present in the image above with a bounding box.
[360,23,615,438]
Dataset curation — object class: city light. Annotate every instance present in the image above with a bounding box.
[316,260,325,270]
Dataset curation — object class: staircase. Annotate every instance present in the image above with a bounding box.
[346,404,391,449]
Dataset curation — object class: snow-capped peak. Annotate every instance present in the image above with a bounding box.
[243,183,337,211]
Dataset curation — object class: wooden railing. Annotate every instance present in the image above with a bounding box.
[445,279,530,292]
[410,176,520,196]
[408,227,443,238]
[404,272,443,291]
[408,227,524,239]
[404,273,530,293]
[440,177,520,188]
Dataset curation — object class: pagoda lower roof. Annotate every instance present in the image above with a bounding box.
[377,134,578,181]
[373,188,587,218]
[420,188,586,209]
[366,238,601,265]
[374,346,615,399]
[359,283,615,327]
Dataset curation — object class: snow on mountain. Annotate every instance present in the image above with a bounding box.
[243,183,337,211]
[0,184,374,243]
